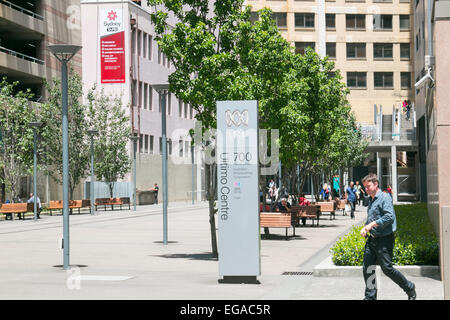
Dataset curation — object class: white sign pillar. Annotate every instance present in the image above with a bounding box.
[217,100,260,284]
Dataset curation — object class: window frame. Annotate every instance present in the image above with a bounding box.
[374,72,394,89]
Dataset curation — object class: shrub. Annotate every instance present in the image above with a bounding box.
[330,203,439,266]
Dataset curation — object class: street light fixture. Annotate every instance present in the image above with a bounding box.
[152,83,169,245]
[87,129,98,216]
[129,133,139,211]
[29,121,42,221]
[48,44,81,270]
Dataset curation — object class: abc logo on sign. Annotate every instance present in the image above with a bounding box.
[225,110,249,127]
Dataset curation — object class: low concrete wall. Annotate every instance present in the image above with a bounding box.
[314,256,440,278]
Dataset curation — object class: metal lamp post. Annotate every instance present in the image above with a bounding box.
[152,84,169,245]
[87,129,98,215]
[48,44,82,270]
[129,134,139,211]
[29,121,42,221]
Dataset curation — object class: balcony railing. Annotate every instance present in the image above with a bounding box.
[0,0,44,21]
[0,46,44,65]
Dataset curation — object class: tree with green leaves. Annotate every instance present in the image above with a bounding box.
[149,0,297,257]
[85,85,131,198]
[40,71,90,200]
[0,77,38,202]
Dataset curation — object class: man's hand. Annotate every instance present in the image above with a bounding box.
[360,221,378,238]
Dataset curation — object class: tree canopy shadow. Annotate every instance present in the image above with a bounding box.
[151,252,218,261]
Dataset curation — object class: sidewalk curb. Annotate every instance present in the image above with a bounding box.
[313,256,440,278]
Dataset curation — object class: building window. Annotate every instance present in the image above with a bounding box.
[132,80,137,107]
[184,102,188,118]
[139,134,143,153]
[326,14,336,30]
[373,43,393,59]
[131,28,136,55]
[167,94,172,115]
[400,15,410,30]
[150,135,154,154]
[159,137,162,155]
[149,86,153,111]
[295,13,315,28]
[148,34,152,60]
[346,43,366,59]
[190,105,193,119]
[178,100,183,117]
[179,139,184,157]
[295,42,315,55]
[144,135,149,153]
[373,15,392,30]
[143,33,147,58]
[401,72,411,89]
[400,43,410,59]
[374,72,394,88]
[168,139,172,156]
[137,30,142,56]
[272,12,287,28]
[326,43,336,59]
[347,72,367,88]
[327,71,336,79]
[143,83,148,109]
[250,12,259,23]
[185,141,190,158]
[346,14,365,30]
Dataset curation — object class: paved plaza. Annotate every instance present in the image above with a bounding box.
[0,202,444,300]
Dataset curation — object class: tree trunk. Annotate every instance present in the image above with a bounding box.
[205,163,218,258]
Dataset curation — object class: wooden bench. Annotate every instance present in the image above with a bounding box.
[335,199,347,216]
[260,213,295,240]
[47,200,91,215]
[95,197,130,211]
[292,205,321,226]
[315,201,336,220]
[0,203,34,220]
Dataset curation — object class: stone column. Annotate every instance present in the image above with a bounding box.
[391,145,398,203]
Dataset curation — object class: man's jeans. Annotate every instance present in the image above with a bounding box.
[349,200,356,218]
[363,233,414,300]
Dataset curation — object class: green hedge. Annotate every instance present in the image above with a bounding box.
[330,203,439,266]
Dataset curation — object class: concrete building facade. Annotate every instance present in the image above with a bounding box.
[80,0,204,203]
[246,0,418,201]
[0,0,83,203]
[413,0,450,298]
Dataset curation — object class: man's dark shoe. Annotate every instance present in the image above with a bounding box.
[407,283,416,300]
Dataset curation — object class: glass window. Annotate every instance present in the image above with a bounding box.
[400,15,410,30]
[250,12,259,23]
[139,134,143,153]
[295,13,315,28]
[272,12,287,28]
[373,15,392,30]
[143,83,148,109]
[179,139,184,157]
[347,72,367,88]
[326,14,336,29]
[401,72,411,89]
[346,14,365,30]
[373,43,393,59]
[144,135,149,153]
[295,42,315,55]
[400,43,410,59]
[374,72,394,88]
[150,135,154,154]
[148,34,152,60]
[346,43,366,58]
[326,43,336,58]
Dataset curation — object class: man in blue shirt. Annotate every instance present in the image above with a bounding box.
[360,173,416,300]
[345,181,357,219]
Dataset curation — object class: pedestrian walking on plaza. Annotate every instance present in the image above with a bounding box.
[355,181,362,206]
[345,181,357,219]
[27,193,42,219]
[152,183,159,204]
[360,173,416,300]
